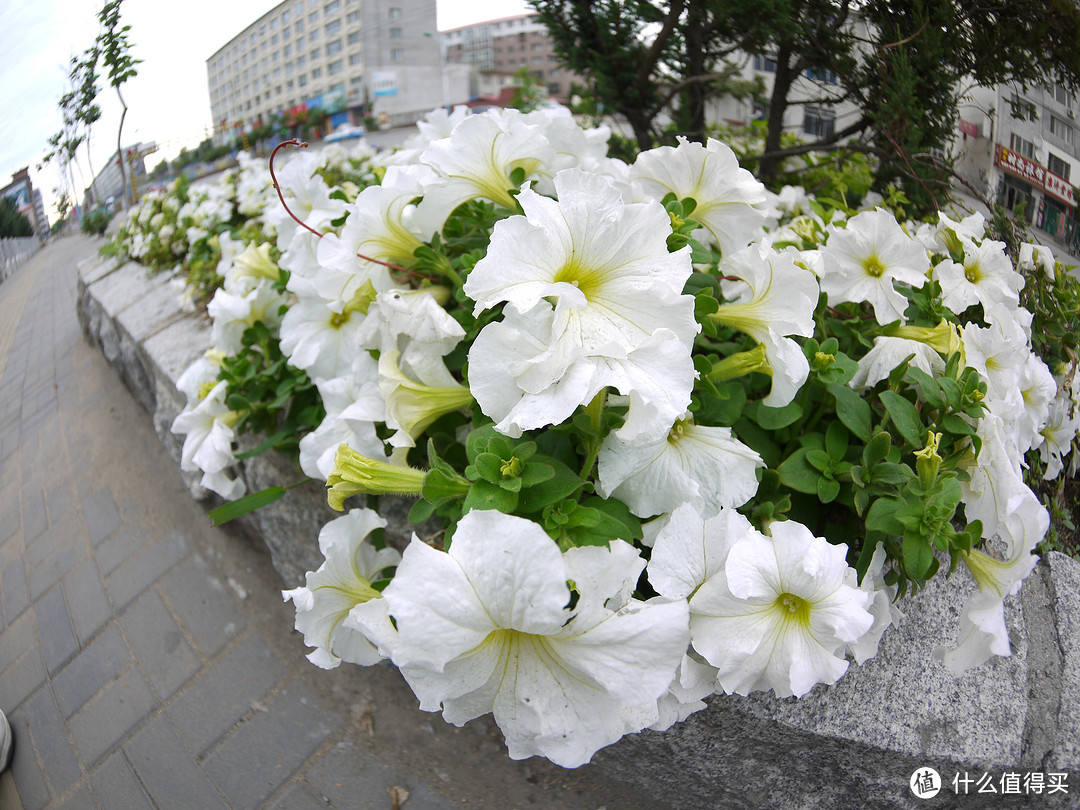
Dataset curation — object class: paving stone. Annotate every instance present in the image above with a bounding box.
[52,623,131,719]
[120,589,199,700]
[69,665,156,767]
[81,486,121,548]
[0,646,46,712]
[26,509,83,570]
[160,554,246,658]
[203,680,341,809]
[94,524,150,577]
[21,487,47,543]
[0,610,36,675]
[54,784,101,810]
[62,558,113,646]
[124,714,228,810]
[305,739,455,810]
[89,751,155,810]
[1,555,30,624]
[267,782,332,810]
[34,583,79,674]
[28,544,83,601]
[105,529,190,610]
[168,635,285,756]
[7,710,52,810]
[23,685,83,795]
[44,478,75,526]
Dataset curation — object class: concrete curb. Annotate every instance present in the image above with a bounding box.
[76,254,1079,808]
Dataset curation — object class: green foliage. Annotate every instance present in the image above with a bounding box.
[81,208,112,236]
[0,196,34,238]
[508,67,550,113]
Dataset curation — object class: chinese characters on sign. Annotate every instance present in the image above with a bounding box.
[995,144,1078,208]
[995,145,1047,187]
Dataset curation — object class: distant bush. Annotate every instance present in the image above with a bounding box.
[81,208,113,236]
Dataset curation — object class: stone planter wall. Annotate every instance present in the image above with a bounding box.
[77,254,1079,809]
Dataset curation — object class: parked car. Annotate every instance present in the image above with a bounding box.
[325,124,366,142]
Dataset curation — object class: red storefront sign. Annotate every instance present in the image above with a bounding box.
[958,119,979,137]
[1044,170,1077,207]
[994,145,1046,187]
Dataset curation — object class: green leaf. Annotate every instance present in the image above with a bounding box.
[463,480,518,513]
[408,498,437,523]
[827,383,871,442]
[806,449,832,472]
[903,532,934,580]
[817,477,841,503]
[519,461,555,487]
[233,429,292,460]
[209,487,287,526]
[777,449,821,495]
[905,366,944,410]
[880,391,924,447]
[865,497,904,534]
[753,400,803,430]
[825,421,849,461]
[941,414,975,437]
[863,431,892,466]
[516,460,584,513]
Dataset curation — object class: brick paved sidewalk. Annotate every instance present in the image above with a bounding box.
[0,237,655,810]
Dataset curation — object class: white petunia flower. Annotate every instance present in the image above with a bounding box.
[298,367,387,481]
[264,150,347,247]
[282,509,400,669]
[631,137,768,256]
[464,168,698,440]
[597,415,763,518]
[170,381,245,500]
[849,336,945,389]
[820,209,930,325]
[845,543,902,665]
[960,305,1028,401]
[688,520,874,698]
[206,279,288,355]
[932,237,1023,314]
[382,511,690,768]
[1039,392,1080,480]
[1018,242,1056,282]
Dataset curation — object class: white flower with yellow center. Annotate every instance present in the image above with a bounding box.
[631,137,767,256]
[283,509,401,669]
[170,381,245,500]
[413,110,556,233]
[687,520,874,698]
[383,510,690,767]
[264,150,347,246]
[820,209,930,325]
[597,415,763,518]
[206,279,288,355]
[1039,393,1080,480]
[464,168,698,440]
[960,304,1027,401]
[932,237,1023,314]
[848,336,945,389]
[298,368,387,481]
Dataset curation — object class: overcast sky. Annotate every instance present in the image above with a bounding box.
[0,0,531,217]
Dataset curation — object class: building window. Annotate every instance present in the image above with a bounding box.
[328,59,343,75]
[389,7,401,19]
[803,106,835,138]
[347,31,360,44]
[1050,114,1073,144]
[1048,152,1071,180]
[298,55,306,67]
[326,39,342,55]
[273,51,279,61]
[390,26,402,38]
[325,0,340,12]
[312,66,322,78]
[1010,133,1036,159]
[284,44,292,57]
[311,48,320,59]
[329,82,344,95]
[295,20,303,33]
[326,19,341,35]
[1054,82,1074,108]
[309,11,317,22]
[299,74,307,86]
[1010,93,1038,122]
[753,52,777,73]
[806,66,837,84]
[310,29,319,40]
[286,61,293,72]
[349,52,361,65]
[346,11,359,23]
[283,10,290,22]
[391,48,404,61]
[296,34,304,47]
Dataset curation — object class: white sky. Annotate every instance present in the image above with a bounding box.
[0,0,531,218]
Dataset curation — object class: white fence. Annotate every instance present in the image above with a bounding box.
[0,236,40,282]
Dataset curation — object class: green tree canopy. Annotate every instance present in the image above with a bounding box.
[0,196,34,239]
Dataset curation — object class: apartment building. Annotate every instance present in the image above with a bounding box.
[206,0,448,132]
[956,81,1080,249]
[2,168,49,240]
[442,14,582,102]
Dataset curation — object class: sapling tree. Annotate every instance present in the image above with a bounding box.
[97,0,141,207]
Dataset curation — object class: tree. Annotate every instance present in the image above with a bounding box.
[532,0,1080,215]
[97,0,141,207]
[0,196,34,239]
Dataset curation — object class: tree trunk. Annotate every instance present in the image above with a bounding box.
[683,0,707,143]
[115,86,129,208]
[758,40,798,180]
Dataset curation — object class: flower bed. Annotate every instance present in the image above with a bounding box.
[84,105,1080,801]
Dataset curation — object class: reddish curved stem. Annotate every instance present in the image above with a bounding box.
[268,140,436,281]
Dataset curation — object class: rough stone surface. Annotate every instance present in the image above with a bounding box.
[76,250,1080,808]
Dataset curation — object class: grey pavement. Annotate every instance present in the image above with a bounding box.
[0,236,659,810]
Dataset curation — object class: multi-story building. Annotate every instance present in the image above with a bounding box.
[955,81,1079,250]
[2,168,48,240]
[207,0,459,134]
[442,14,583,102]
[84,144,152,210]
